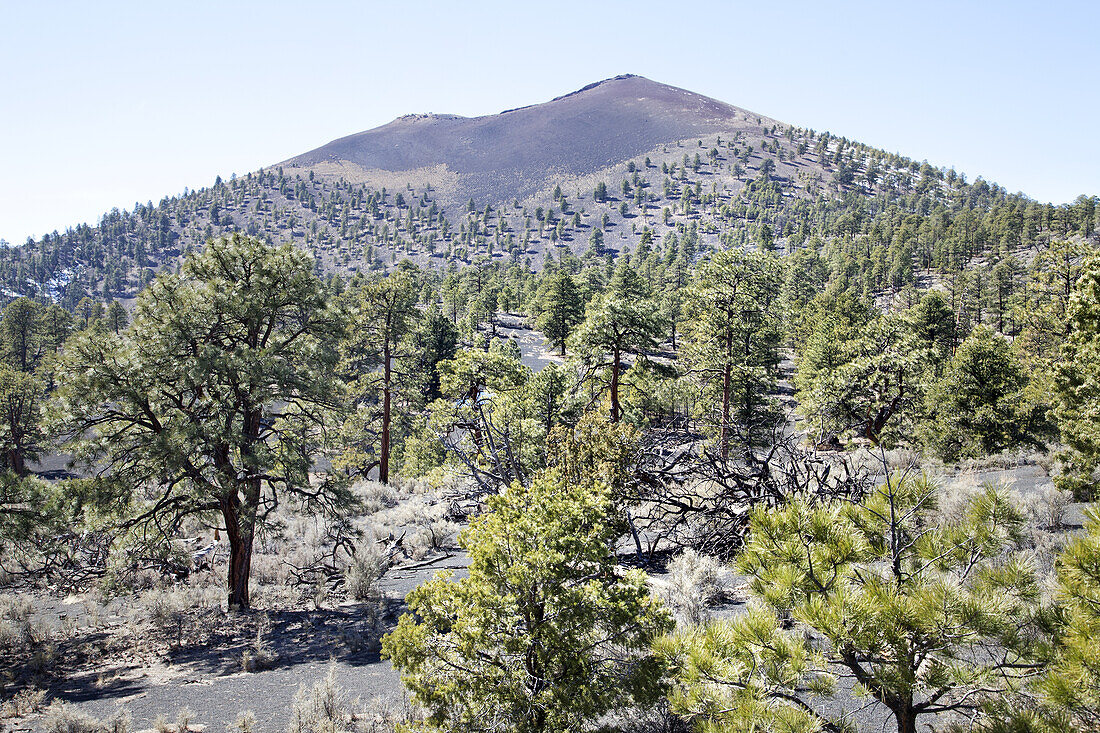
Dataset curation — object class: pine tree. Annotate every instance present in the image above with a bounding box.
[660,475,1039,733]
[571,263,664,422]
[535,270,584,356]
[1036,507,1100,729]
[54,234,348,609]
[682,248,782,459]
[923,325,1047,461]
[340,270,421,484]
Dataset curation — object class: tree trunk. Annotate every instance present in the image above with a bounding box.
[610,346,621,422]
[380,339,392,484]
[892,705,916,733]
[720,335,732,461]
[8,447,24,477]
[221,492,255,610]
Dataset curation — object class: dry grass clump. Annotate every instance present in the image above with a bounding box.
[955,449,1049,472]
[350,480,402,515]
[136,583,223,649]
[355,696,424,733]
[661,550,734,625]
[0,592,60,678]
[40,702,131,733]
[1020,483,1072,531]
[287,666,354,733]
[0,593,36,649]
[150,706,201,732]
[240,616,279,672]
[228,710,258,732]
[286,666,422,733]
[934,474,1072,580]
[0,686,47,718]
[364,497,458,561]
[343,542,387,603]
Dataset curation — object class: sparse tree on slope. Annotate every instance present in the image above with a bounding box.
[571,262,665,422]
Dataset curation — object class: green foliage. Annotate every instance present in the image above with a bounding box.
[1054,254,1100,498]
[0,363,45,475]
[534,269,584,356]
[338,270,421,483]
[570,262,665,422]
[923,325,1047,461]
[420,341,544,484]
[661,475,1040,733]
[383,469,672,732]
[797,312,929,446]
[0,471,69,554]
[906,289,957,371]
[1035,507,1100,730]
[681,248,782,458]
[656,609,834,733]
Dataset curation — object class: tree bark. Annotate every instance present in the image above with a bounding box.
[380,339,392,484]
[720,335,732,461]
[8,447,24,477]
[610,346,621,422]
[892,704,916,733]
[221,492,255,609]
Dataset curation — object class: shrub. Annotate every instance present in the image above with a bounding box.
[662,550,731,625]
[0,686,46,718]
[41,702,131,733]
[227,711,257,733]
[286,666,353,733]
[343,542,387,603]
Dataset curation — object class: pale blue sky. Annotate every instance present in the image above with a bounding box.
[2,1,1097,244]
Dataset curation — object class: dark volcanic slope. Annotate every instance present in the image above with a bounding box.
[284,74,770,204]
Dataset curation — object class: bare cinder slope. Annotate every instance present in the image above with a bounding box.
[283,74,776,207]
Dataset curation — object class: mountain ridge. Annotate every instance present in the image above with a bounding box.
[281,74,779,207]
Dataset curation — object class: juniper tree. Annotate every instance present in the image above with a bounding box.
[383,468,671,733]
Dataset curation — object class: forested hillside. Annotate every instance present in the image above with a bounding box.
[6,75,1097,318]
[5,76,1100,733]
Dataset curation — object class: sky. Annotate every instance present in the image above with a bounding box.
[2,1,1098,245]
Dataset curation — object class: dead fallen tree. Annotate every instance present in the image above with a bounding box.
[626,429,875,560]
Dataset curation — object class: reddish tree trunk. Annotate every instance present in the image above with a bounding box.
[8,447,24,477]
[221,491,255,609]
